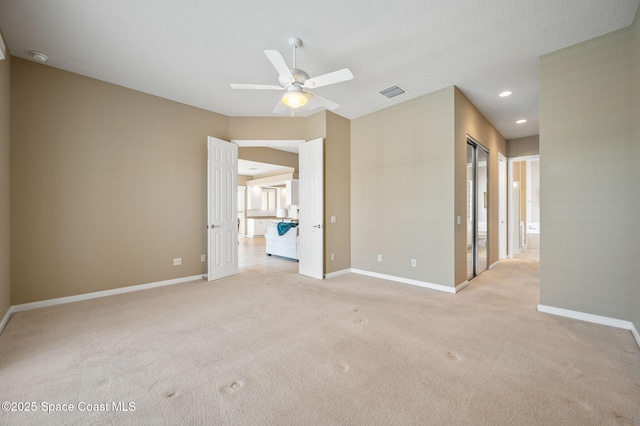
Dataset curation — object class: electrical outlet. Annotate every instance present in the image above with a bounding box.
[201,254,206,262]
[331,253,335,261]
[377,254,382,262]
[411,259,417,267]
[173,257,182,266]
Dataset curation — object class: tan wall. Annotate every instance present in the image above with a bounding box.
[238,147,298,173]
[0,31,10,317]
[507,135,539,158]
[454,88,507,285]
[229,116,311,141]
[11,58,229,304]
[540,27,635,319]
[325,112,350,273]
[632,12,640,334]
[351,87,456,286]
[305,111,328,141]
[9,60,350,306]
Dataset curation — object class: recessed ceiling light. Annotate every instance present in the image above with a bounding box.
[499,91,512,97]
[29,51,48,62]
[249,167,258,171]
[516,119,527,124]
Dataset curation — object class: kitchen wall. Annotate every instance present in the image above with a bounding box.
[238,147,298,173]
[0,29,10,319]
[540,25,635,320]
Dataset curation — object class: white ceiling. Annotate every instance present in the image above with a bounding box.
[0,1,638,140]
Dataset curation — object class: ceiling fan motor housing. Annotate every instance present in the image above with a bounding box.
[279,68,310,86]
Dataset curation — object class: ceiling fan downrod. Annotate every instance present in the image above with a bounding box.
[289,37,302,69]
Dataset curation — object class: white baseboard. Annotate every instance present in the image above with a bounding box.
[538,304,639,348]
[455,280,469,293]
[0,275,204,335]
[351,269,457,294]
[489,261,500,270]
[632,322,640,350]
[324,269,351,279]
[0,306,12,336]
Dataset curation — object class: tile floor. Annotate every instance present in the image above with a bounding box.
[238,237,299,274]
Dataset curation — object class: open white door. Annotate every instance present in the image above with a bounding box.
[207,137,238,281]
[499,154,507,259]
[298,138,324,279]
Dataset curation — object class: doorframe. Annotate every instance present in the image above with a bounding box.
[232,139,324,278]
[466,136,490,280]
[498,153,507,260]
[507,154,540,258]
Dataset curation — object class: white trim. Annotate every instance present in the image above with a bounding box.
[537,304,634,331]
[631,323,640,350]
[0,306,12,335]
[455,280,469,293]
[351,269,457,294]
[0,33,5,60]
[509,154,540,163]
[324,269,351,279]
[2,275,204,333]
[498,153,507,260]
[489,260,500,270]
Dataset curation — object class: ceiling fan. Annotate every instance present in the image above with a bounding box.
[230,37,354,114]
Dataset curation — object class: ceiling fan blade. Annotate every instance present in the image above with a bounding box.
[306,92,340,111]
[303,68,353,89]
[264,50,294,84]
[273,99,288,114]
[230,83,284,90]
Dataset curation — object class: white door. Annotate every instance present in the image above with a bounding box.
[499,154,507,259]
[207,136,238,281]
[298,138,324,279]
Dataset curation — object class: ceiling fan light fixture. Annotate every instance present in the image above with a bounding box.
[282,89,307,109]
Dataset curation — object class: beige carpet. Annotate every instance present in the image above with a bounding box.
[0,256,638,425]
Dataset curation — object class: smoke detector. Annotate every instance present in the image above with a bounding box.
[29,51,48,62]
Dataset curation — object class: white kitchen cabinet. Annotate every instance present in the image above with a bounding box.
[247,219,271,238]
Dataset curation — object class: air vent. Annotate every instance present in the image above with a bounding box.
[378,85,406,99]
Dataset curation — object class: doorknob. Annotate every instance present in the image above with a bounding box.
[312,224,323,229]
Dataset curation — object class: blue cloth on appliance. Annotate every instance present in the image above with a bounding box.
[277,222,298,236]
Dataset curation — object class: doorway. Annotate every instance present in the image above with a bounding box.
[508,155,540,258]
[467,138,489,280]
[231,139,325,279]
[499,153,507,259]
